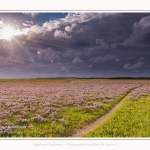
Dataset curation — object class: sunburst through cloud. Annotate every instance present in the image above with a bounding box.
[0,25,22,40]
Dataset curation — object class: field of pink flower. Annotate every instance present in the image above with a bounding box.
[0,79,141,137]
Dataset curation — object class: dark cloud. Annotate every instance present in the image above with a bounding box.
[37,48,61,62]
[0,13,150,77]
[126,15,150,45]
[90,54,117,64]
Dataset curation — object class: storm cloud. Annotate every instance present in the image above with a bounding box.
[0,12,150,78]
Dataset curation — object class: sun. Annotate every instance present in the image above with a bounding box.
[1,26,16,40]
[0,25,22,41]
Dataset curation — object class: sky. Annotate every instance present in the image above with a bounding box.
[0,12,150,78]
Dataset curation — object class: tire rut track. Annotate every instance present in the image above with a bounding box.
[70,87,139,137]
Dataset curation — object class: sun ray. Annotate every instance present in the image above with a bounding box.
[13,38,39,63]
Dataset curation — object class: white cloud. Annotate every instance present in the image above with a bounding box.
[22,21,33,27]
[0,20,3,26]
[65,23,77,33]
[63,13,113,24]
[22,25,46,35]
[26,21,33,24]
[43,20,63,31]
[22,12,40,17]
[42,13,113,32]
[22,23,32,27]
[54,30,71,39]
[72,57,84,64]
[123,62,145,69]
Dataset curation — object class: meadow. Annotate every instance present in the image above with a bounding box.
[83,85,150,137]
[0,79,150,137]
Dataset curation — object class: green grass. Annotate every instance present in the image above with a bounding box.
[0,94,126,137]
[82,95,150,137]
[0,78,150,84]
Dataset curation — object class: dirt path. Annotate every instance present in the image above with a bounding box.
[71,92,132,137]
